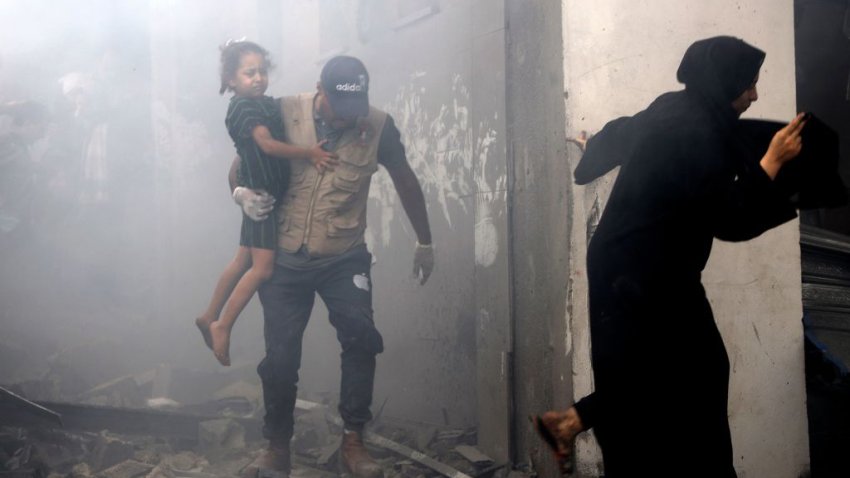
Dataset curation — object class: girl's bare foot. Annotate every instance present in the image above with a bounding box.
[195,316,214,349]
[209,321,232,366]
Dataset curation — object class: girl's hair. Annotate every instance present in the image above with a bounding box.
[0,101,49,125]
[219,39,274,95]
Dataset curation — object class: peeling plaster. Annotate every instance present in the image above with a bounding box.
[369,73,473,248]
[375,73,502,263]
[474,123,503,267]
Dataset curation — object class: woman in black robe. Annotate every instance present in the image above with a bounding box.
[538,36,807,477]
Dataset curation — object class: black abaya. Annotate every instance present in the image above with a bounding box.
[572,37,797,477]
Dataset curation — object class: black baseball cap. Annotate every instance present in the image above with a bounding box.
[320,56,370,118]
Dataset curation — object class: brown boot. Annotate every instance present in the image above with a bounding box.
[241,441,291,478]
[340,431,383,478]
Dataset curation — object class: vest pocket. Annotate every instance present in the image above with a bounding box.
[332,168,361,193]
[327,215,361,237]
[338,152,372,167]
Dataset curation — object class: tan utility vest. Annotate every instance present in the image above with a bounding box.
[277,93,387,257]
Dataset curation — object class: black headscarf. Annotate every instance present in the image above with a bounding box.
[575,36,769,184]
[676,36,765,109]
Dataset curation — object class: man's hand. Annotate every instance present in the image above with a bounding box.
[413,242,434,285]
[232,186,275,221]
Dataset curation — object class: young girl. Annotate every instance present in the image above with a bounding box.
[196,40,336,366]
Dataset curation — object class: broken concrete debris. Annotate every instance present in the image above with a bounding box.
[1,411,498,478]
[453,446,493,467]
[89,433,135,472]
[197,419,245,452]
[0,387,62,427]
[1,367,506,478]
[96,459,153,478]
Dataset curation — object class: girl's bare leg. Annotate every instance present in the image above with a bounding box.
[195,247,252,349]
[209,247,275,366]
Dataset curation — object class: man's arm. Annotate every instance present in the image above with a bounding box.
[386,159,434,285]
[378,115,434,284]
[386,159,431,245]
[378,115,431,245]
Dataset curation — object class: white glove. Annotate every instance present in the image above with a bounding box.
[232,186,275,222]
[413,242,435,285]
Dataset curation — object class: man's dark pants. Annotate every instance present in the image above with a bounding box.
[257,249,383,442]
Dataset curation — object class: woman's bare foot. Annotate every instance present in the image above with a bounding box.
[537,407,585,474]
[209,321,232,366]
[195,316,214,349]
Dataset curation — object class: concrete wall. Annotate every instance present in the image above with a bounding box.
[503,0,572,473]
[562,1,809,476]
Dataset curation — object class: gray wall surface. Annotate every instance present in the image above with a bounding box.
[504,1,573,473]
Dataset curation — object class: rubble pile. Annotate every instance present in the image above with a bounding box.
[0,426,226,478]
[1,363,504,478]
[0,415,497,478]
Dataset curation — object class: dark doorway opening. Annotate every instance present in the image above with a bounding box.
[795,1,850,477]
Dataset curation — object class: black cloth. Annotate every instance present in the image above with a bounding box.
[738,116,848,209]
[573,37,796,477]
[677,36,765,106]
[226,95,291,249]
[257,248,382,441]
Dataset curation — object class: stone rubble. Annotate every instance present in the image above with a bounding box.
[1,368,514,478]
